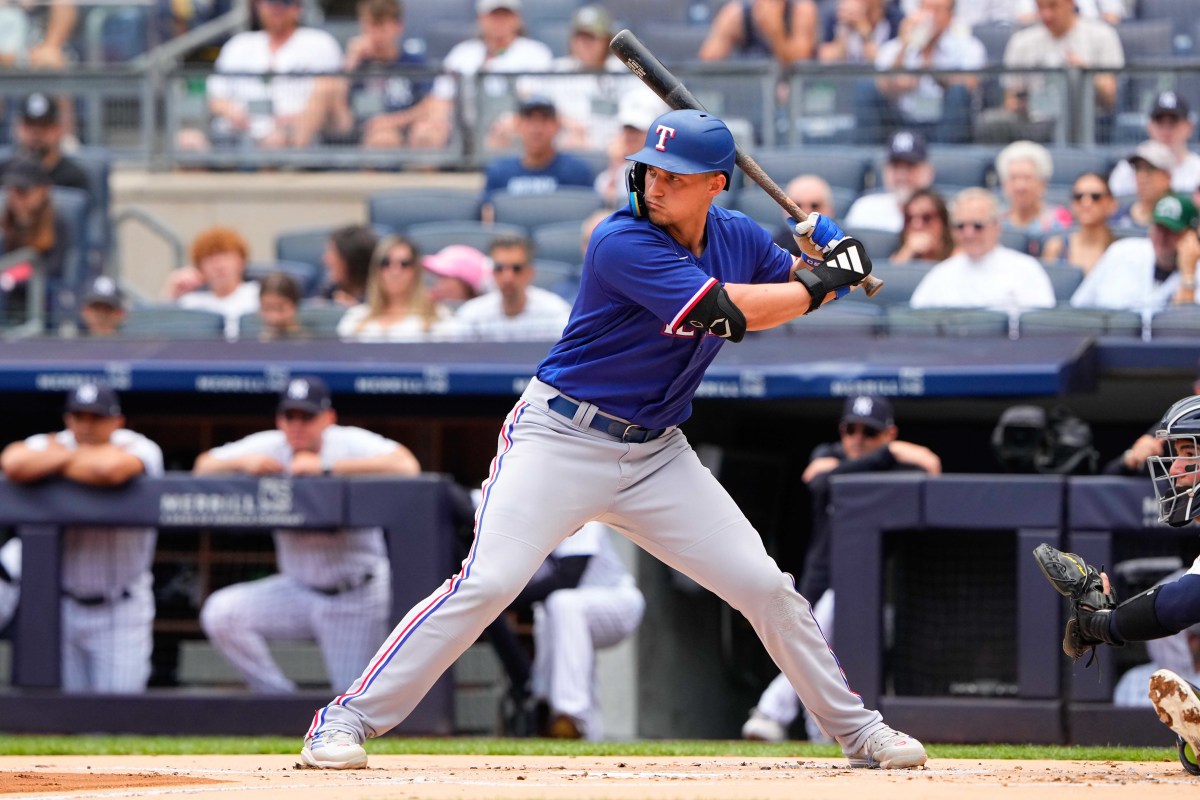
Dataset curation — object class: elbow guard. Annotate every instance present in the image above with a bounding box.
[683,282,747,342]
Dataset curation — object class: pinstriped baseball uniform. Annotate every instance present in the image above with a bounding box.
[530,521,644,739]
[199,425,397,693]
[25,428,163,692]
[306,204,896,757]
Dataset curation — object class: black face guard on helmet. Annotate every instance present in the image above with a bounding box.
[1148,395,1200,527]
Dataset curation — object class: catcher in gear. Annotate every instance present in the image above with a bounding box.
[1034,394,1200,775]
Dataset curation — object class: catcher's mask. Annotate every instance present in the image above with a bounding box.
[1149,394,1200,527]
[626,109,735,217]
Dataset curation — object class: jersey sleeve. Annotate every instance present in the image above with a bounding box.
[207,430,284,462]
[119,431,165,477]
[589,223,721,326]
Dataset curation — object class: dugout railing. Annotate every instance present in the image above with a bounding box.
[830,472,1189,747]
[0,474,458,736]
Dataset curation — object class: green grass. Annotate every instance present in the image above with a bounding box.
[0,736,1174,762]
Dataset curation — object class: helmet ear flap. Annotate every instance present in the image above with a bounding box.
[627,162,647,218]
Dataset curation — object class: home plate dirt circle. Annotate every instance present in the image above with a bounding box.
[1,754,1197,799]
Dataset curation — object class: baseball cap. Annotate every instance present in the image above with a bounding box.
[886,130,927,164]
[83,275,125,308]
[1150,90,1189,120]
[277,375,333,415]
[618,90,665,131]
[65,382,122,417]
[840,395,894,432]
[477,0,519,13]
[423,245,489,295]
[1152,192,1199,232]
[1129,140,1174,173]
[518,95,556,116]
[20,92,58,125]
[2,155,51,189]
[571,4,612,37]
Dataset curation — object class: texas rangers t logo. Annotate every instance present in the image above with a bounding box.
[654,125,676,151]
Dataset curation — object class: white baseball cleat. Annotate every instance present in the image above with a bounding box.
[741,707,787,742]
[848,725,927,769]
[301,729,368,769]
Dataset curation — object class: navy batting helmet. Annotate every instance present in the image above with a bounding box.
[626,109,736,190]
[1149,394,1200,527]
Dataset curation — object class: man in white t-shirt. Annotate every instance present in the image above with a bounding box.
[844,129,935,233]
[1110,92,1200,200]
[450,233,572,341]
[515,521,644,740]
[1072,193,1200,313]
[419,0,553,150]
[182,0,342,149]
[909,187,1055,311]
[0,382,163,693]
[194,375,421,694]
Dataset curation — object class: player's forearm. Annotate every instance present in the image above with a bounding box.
[330,448,420,476]
[62,447,144,486]
[0,443,70,482]
[724,281,813,329]
[193,452,247,475]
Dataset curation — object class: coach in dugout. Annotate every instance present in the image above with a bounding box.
[194,375,420,693]
[0,382,164,693]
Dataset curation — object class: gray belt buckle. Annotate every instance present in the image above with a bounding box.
[621,424,641,443]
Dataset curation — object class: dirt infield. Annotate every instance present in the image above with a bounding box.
[1,754,1199,799]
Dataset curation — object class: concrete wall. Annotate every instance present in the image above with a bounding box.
[111,169,483,300]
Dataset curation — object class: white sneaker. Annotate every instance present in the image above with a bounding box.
[741,707,787,742]
[301,729,368,769]
[848,726,927,769]
[1150,668,1200,772]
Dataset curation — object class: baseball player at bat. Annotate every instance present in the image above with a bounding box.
[301,108,926,770]
[1034,393,1200,775]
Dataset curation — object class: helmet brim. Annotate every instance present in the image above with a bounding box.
[626,148,731,190]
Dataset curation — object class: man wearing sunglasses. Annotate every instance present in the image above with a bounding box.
[449,233,571,341]
[1071,192,1200,312]
[909,186,1055,310]
[744,394,940,743]
[193,375,420,694]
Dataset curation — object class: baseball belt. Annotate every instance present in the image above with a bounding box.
[547,395,667,444]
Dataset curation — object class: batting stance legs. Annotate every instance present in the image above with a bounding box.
[304,379,919,767]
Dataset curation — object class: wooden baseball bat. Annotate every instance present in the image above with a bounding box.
[609,28,883,298]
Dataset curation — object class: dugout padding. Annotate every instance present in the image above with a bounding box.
[0,475,458,736]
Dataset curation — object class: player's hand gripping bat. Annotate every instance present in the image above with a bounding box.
[609,28,884,298]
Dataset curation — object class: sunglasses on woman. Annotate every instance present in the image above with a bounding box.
[380,255,416,269]
[1071,191,1107,203]
[905,211,936,225]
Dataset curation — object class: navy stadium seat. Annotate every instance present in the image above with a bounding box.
[489,188,606,232]
[406,221,527,255]
[533,220,587,266]
[886,307,1010,338]
[1018,307,1143,338]
[368,188,481,231]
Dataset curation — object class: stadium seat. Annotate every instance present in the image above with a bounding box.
[927,146,998,191]
[750,147,872,193]
[1116,19,1177,64]
[1150,305,1200,338]
[841,260,933,306]
[850,228,901,262]
[732,186,857,227]
[404,0,472,55]
[533,220,587,266]
[1018,307,1144,338]
[783,302,885,336]
[885,307,1010,338]
[74,148,113,275]
[1042,147,1117,187]
[406,221,527,256]
[971,21,1017,65]
[297,305,349,339]
[368,188,481,231]
[120,306,226,339]
[605,0,694,24]
[999,228,1032,255]
[532,259,579,293]
[275,227,332,272]
[1040,262,1085,305]
[635,22,709,66]
[489,188,606,232]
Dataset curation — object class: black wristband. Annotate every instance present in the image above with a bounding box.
[792,267,828,314]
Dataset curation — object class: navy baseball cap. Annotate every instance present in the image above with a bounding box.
[65,382,122,417]
[841,395,894,432]
[84,275,125,308]
[887,130,927,164]
[277,375,332,415]
[518,95,556,116]
[20,92,58,125]
[1151,90,1189,121]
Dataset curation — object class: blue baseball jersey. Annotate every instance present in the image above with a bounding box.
[536,204,794,429]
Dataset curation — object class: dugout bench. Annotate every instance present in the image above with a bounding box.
[0,474,458,736]
[831,473,1186,747]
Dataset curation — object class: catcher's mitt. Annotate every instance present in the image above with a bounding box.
[1032,543,1118,661]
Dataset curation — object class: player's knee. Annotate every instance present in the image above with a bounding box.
[199,588,237,635]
